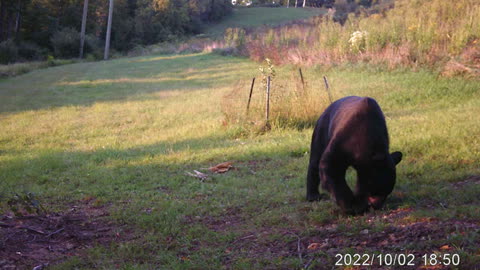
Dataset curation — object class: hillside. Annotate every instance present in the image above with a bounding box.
[205,7,326,37]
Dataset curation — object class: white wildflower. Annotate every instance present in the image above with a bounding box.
[349,31,368,52]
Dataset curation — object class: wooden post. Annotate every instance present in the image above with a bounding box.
[323,76,333,104]
[104,0,114,60]
[298,68,305,92]
[79,0,89,59]
[265,76,271,126]
[246,77,255,114]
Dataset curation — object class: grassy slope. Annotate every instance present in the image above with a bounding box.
[1,51,480,269]
[205,7,326,37]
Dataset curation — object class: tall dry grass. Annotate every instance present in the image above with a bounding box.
[221,0,480,130]
[222,67,331,133]
[239,0,480,73]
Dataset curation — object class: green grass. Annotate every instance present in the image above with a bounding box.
[0,59,78,79]
[205,7,326,37]
[1,53,479,269]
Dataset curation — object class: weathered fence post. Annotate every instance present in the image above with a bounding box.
[323,76,333,104]
[299,68,305,92]
[265,76,271,127]
[246,77,255,114]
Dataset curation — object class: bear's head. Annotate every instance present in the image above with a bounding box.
[368,151,403,209]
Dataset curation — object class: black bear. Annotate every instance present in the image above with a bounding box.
[306,96,402,214]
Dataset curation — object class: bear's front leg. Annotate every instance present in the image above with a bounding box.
[350,195,369,215]
[306,161,322,201]
[319,161,351,209]
[320,161,367,214]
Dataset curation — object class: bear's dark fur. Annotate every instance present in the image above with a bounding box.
[306,96,402,214]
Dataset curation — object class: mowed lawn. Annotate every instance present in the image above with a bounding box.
[205,7,326,37]
[1,53,479,269]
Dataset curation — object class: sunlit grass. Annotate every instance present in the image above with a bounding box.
[0,52,479,268]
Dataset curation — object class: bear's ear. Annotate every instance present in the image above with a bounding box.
[390,151,403,165]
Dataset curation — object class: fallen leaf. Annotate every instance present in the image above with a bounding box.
[439,244,451,250]
[209,162,233,173]
[307,243,321,250]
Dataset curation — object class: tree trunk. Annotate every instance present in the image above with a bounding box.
[0,0,5,41]
[302,0,306,8]
[295,0,298,8]
[5,3,10,40]
[104,0,114,60]
[286,0,289,8]
[14,0,21,39]
[79,0,89,59]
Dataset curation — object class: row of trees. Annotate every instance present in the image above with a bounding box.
[0,0,232,63]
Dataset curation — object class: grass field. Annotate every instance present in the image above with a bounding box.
[1,52,479,269]
[205,7,326,37]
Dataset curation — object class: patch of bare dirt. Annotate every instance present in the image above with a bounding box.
[0,200,131,270]
[222,218,479,269]
[184,206,244,232]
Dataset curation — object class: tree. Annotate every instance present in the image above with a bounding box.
[79,0,88,58]
[104,0,113,60]
[0,0,29,41]
[302,0,306,8]
[1,0,234,62]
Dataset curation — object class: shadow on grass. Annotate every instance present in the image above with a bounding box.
[0,53,251,114]
[1,134,476,211]
[0,133,299,197]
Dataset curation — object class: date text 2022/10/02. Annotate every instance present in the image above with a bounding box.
[334,253,461,267]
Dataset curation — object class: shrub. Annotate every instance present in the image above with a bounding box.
[50,27,80,58]
[85,34,104,60]
[18,42,46,61]
[0,62,38,78]
[0,39,19,64]
[224,27,246,51]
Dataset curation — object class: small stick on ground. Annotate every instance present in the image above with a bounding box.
[21,226,46,235]
[290,233,303,265]
[304,257,315,270]
[47,228,65,238]
[231,234,255,245]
